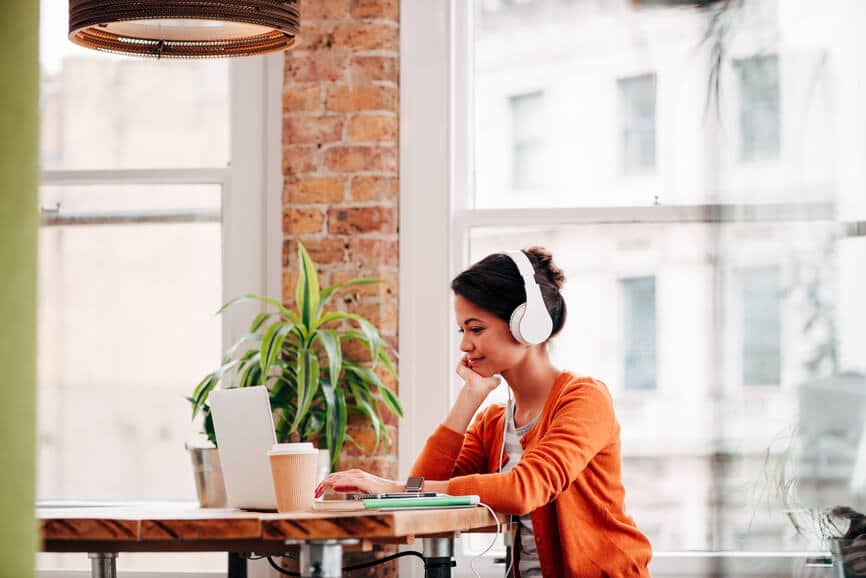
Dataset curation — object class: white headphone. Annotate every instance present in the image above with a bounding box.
[504,250,554,346]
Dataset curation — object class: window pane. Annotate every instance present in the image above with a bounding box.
[619,75,657,174]
[36,186,223,571]
[510,92,546,190]
[465,221,866,551]
[740,267,781,386]
[736,56,780,161]
[472,2,846,208]
[622,276,657,391]
[39,0,229,170]
[510,92,545,140]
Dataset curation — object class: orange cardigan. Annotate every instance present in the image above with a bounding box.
[410,372,652,577]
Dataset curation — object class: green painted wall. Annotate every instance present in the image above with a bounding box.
[0,1,39,577]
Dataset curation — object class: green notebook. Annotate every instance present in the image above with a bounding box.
[363,495,480,510]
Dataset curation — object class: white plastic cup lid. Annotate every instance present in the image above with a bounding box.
[268,442,318,455]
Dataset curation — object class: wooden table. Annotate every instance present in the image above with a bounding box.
[38,501,503,578]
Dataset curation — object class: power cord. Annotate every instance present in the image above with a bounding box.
[499,386,516,578]
[469,501,502,578]
[266,550,426,576]
[241,553,272,560]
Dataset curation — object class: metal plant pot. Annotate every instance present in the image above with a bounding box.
[832,537,866,578]
[187,444,227,508]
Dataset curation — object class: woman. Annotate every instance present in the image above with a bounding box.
[316,247,652,577]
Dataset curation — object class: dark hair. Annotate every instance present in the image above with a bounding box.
[450,246,567,339]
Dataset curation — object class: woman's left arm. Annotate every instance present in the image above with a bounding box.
[446,383,616,515]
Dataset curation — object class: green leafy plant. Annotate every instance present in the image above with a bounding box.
[188,242,402,471]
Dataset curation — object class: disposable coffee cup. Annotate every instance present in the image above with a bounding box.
[267,443,320,512]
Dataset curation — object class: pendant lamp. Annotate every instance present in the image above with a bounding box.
[69,1,300,59]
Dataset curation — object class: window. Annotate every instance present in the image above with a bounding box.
[735,55,780,161]
[618,74,657,174]
[739,267,781,386]
[509,91,546,190]
[37,0,280,573]
[401,1,866,574]
[622,276,657,391]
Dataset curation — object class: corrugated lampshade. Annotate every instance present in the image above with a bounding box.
[69,1,300,59]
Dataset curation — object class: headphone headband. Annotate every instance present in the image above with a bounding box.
[506,249,537,281]
[504,250,554,345]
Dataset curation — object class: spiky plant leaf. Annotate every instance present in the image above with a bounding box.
[295,242,320,331]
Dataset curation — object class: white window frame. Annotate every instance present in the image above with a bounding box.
[398,1,863,576]
[37,55,284,348]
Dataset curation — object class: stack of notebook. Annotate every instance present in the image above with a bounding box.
[313,494,480,511]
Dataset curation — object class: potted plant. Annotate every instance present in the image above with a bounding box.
[824,507,866,578]
[767,436,866,577]
[186,242,402,503]
[789,506,866,578]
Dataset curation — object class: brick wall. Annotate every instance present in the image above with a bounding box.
[282,0,400,490]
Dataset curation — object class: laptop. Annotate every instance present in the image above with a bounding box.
[208,386,278,510]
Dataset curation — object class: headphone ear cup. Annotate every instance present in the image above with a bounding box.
[509,303,527,345]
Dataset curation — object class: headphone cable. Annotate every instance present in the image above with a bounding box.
[500,384,515,578]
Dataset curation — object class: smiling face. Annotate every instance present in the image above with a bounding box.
[454,293,526,377]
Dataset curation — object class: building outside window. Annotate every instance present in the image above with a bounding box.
[735,55,781,162]
[622,276,657,391]
[618,74,657,174]
[509,91,546,191]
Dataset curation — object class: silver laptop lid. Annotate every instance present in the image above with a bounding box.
[208,386,278,510]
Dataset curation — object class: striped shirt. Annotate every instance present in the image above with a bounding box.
[502,405,542,578]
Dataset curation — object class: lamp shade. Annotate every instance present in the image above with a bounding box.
[69,1,300,58]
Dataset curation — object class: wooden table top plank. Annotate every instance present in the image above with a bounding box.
[41,518,139,541]
[140,518,262,541]
[41,539,293,554]
[391,507,500,537]
[261,513,395,541]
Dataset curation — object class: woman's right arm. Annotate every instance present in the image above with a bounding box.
[442,378,494,434]
[409,358,502,479]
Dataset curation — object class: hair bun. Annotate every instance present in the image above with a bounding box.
[525,246,565,291]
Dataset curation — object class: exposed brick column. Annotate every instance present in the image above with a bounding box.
[282,0,400,490]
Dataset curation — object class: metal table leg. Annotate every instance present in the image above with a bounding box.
[88,553,117,578]
[228,552,248,578]
[422,537,455,578]
[297,539,355,578]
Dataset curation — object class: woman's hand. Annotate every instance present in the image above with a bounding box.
[440,358,503,434]
[314,469,403,499]
[456,356,501,401]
